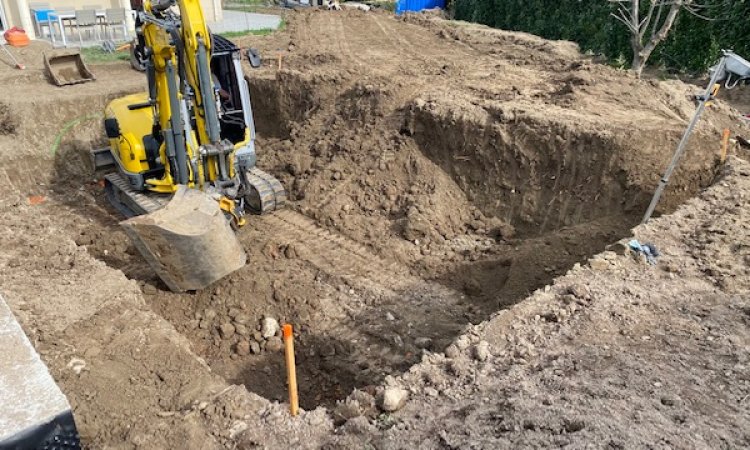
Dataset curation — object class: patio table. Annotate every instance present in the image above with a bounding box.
[47,10,106,48]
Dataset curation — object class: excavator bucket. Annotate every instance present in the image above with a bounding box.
[120,187,247,292]
[43,51,95,86]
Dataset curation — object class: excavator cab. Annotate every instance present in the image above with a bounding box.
[211,35,251,145]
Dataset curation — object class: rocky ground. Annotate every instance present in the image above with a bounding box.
[320,157,750,448]
[0,8,748,449]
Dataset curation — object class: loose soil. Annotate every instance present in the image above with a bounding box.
[0,9,748,448]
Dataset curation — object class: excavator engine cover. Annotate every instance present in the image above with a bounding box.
[120,186,247,292]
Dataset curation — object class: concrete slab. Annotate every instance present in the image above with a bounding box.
[0,294,79,448]
[207,10,283,34]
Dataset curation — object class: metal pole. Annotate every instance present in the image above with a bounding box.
[641,56,728,224]
[197,39,221,144]
[166,60,190,185]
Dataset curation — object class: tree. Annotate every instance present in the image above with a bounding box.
[610,0,705,77]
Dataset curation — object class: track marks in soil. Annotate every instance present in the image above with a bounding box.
[208,208,479,408]
[257,209,471,351]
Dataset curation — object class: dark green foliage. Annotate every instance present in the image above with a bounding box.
[657,1,750,73]
[453,0,750,73]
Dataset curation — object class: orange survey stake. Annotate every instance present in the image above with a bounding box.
[720,128,731,163]
[283,324,299,416]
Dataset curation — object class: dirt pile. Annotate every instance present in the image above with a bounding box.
[142,8,743,414]
[323,156,750,448]
[0,43,143,196]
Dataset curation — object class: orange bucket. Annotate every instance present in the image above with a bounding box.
[4,27,30,47]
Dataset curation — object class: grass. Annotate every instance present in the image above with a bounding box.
[217,19,286,39]
[218,28,276,38]
[224,0,269,13]
[80,46,130,64]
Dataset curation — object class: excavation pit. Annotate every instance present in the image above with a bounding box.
[0,12,742,446]
[47,70,720,410]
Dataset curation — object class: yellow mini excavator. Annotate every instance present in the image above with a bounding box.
[93,0,285,291]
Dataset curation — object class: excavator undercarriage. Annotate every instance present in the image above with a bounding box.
[103,167,286,218]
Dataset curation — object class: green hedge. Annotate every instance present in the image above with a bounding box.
[453,0,750,73]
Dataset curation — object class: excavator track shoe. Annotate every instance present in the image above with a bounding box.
[120,186,247,292]
[244,167,286,215]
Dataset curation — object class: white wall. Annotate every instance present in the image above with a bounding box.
[9,0,219,39]
[199,0,222,23]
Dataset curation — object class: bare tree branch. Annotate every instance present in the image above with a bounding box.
[639,0,661,39]
[639,0,683,60]
[608,0,716,77]
[684,4,714,20]
[650,0,666,38]
[611,9,638,34]
[617,5,636,23]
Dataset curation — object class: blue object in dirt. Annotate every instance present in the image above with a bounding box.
[628,239,660,265]
[395,0,446,14]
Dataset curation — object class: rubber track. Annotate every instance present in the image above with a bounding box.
[245,167,286,215]
[104,173,169,216]
[105,169,286,217]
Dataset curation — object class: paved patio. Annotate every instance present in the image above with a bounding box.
[207,10,283,33]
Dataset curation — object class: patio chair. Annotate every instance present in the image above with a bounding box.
[29,2,52,36]
[47,5,77,42]
[56,5,76,26]
[83,5,102,23]
[104,8,128,40]
[29,3,53,38]
[74,9,100,46]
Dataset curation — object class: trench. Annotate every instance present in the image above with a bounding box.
[16,72,717,412]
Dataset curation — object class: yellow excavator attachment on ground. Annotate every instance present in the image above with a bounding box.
[44,51,95,86]
[94,0,285,291]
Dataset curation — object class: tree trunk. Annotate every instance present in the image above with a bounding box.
[632,51,645,78]
[617,0,686,78]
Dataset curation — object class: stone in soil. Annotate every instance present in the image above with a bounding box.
[218,322,235,339]
[265,336,284,352]
[444,344,460,359]
[473,340,491,361]
[415,337,433,349]
[333,400,362,425]
[380,387,408,412]
[567,282,592,300]
[235,340,250,356]
[261,317,280,338]
[234,323,249,336]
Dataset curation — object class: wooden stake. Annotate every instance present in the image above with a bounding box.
[720,128,731,163]
[277,53,283,71]
[283,324,299,416]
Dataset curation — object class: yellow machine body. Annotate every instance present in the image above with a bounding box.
[100,0,285,292]
[105,92,154,175]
